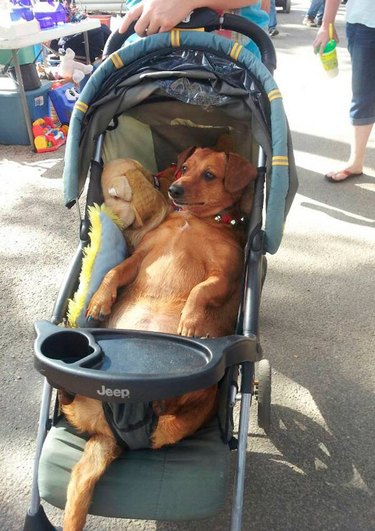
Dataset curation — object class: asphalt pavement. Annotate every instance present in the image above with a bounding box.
[0,1,374,530]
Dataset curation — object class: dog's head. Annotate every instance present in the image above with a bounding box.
[168,147,257,217]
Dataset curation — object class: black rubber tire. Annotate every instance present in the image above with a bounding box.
[284,0,292,14]
[257,359,272,433]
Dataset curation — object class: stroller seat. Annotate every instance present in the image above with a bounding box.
[39,417,230,521]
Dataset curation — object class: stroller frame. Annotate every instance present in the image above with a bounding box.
[23,10,297,531]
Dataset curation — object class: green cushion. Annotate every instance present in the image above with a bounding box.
[39,417,230,521]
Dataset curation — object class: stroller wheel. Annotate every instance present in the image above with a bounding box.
[255,359,272,433]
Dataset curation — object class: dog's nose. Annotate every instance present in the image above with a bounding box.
[168,184,185,198]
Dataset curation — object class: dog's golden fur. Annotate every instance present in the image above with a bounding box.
[61,147,257,531]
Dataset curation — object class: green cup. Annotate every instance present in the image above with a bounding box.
[320,39,338,77]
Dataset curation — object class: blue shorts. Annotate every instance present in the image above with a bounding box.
[346,23,375,126]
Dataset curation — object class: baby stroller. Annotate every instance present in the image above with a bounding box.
[23,9,297,531]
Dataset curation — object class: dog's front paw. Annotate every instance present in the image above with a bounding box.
[86,286,117,321]
[178,309,207,337]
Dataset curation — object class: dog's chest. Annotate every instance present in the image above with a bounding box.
[178,218,190,233]
[173,214,209,237]
[174,215,231,249]
[139,219,214,289]
[167,218,217,255]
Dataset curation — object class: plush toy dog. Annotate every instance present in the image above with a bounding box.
[58,47,93,84]
[101,158,173,249]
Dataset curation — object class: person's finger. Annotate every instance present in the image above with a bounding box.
[145,19,163,35]
[316,41,327,55]
[134,13,153,36]
[143,13,166,36]
[313,28,329,54]
[159,21,177,33]
[313,40,324,54]
[119,6,142,34]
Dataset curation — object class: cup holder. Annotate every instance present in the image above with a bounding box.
[40,330,95,364]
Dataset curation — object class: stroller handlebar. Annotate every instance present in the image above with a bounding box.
[221,12,276,73]
[103,8,276,73]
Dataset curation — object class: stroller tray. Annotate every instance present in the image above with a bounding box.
[34,321,258,402]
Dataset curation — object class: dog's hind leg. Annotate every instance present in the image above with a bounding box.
[151,386,217,449]
[63,434,122,531]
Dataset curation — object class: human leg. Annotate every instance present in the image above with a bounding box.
[347,23,375,172]
[325,23,375,182]
[315,0,325,26]
[307,0,324,18]
[347,124,373,171]
[268,0,278,33]
[325,124,373,182]
[303,0,324,26]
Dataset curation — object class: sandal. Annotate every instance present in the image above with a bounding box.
[324,169,363,183]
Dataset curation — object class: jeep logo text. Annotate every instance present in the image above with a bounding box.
[97,385,130,399]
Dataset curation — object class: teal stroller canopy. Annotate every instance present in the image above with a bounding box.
[63,30,297,254]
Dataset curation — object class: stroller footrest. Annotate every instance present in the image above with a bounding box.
[34,320,258,402]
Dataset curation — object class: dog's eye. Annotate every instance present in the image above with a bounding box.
[203,171,216,181]
[181,165,188,174]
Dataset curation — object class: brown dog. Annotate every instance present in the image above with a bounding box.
[61,147,257,531]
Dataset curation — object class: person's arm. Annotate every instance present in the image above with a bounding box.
[119,0,258,35]
[261,0,270,13]
[313,0,341,54]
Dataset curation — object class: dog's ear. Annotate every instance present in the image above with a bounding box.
[175,146,196,175]
[213,134,234,154]
[224,153,257,193]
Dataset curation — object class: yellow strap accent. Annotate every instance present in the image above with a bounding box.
[111,52,124,69]
[74,101,88,113]
[176,27,204,32]
[272,155,289,166]
[230,42,243,61]
[171,30,181,47]
[268,89,282,102]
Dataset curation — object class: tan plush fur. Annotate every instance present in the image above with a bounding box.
[101,158,172,250]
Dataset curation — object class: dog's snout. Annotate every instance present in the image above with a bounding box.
[168,183,185,199]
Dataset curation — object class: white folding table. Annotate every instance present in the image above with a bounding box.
[0,18,101,148]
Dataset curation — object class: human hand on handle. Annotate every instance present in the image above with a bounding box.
[118,0,259,36]
[119,0,197,36]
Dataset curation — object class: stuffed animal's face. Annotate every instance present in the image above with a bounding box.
[102,173,136,228]
[101,158,169,229]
